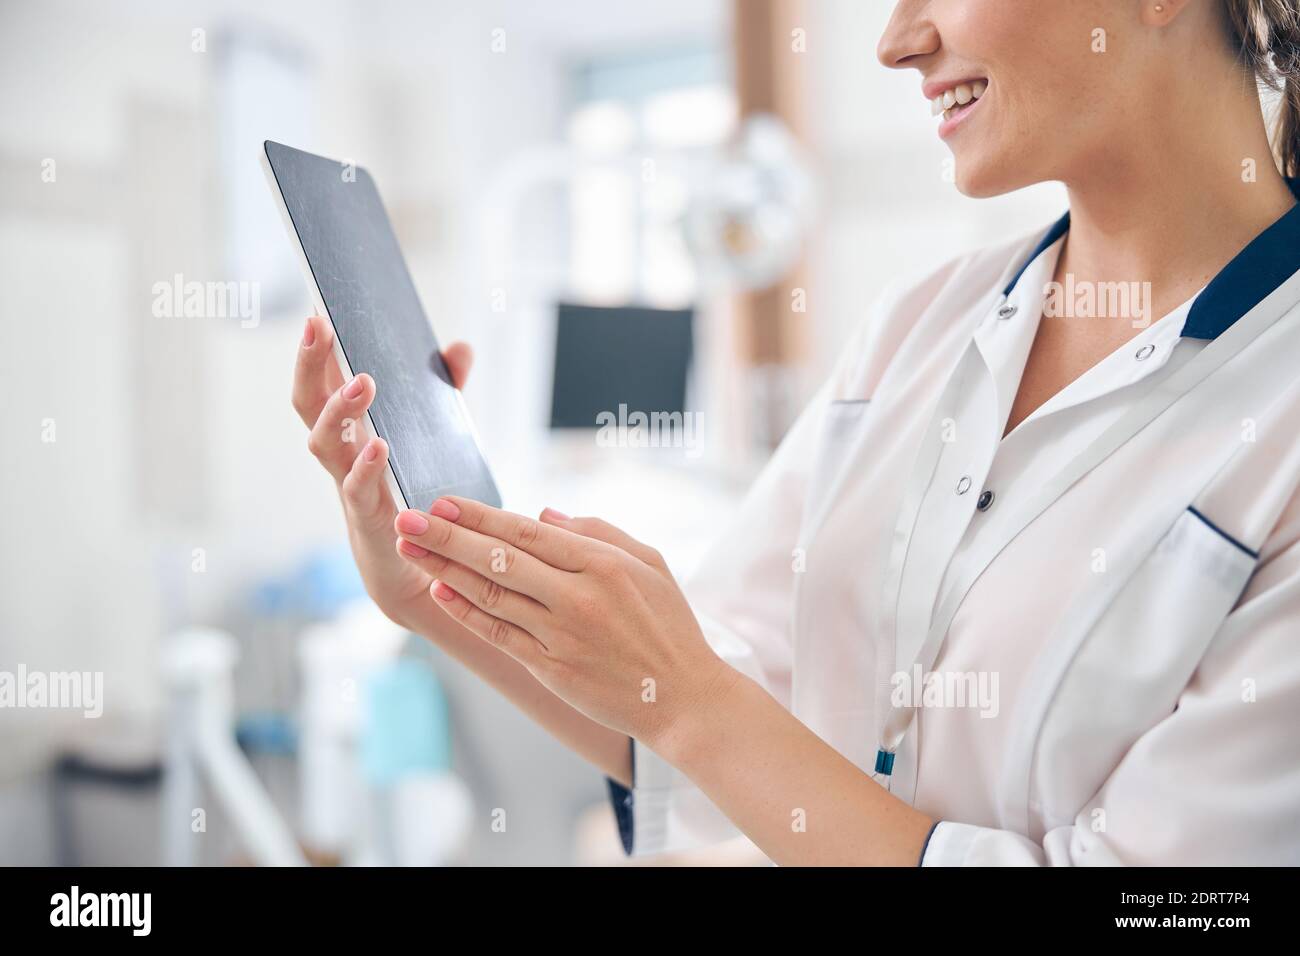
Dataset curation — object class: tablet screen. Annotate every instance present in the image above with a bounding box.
[265,140,500,509]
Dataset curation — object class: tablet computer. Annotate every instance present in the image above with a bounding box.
[262,140,501,510]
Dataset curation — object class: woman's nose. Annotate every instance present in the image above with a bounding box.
[877,0,940,70]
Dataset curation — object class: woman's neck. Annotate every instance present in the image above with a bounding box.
[1057,75,1297,323]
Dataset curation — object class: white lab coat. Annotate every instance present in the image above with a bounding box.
[609,188,1300,865]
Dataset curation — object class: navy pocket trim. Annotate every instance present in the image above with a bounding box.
[1188,506,1259,560]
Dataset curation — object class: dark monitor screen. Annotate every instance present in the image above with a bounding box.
[549,303,694,429]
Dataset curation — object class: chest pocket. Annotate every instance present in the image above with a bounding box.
[1030,506,1257,834]
[805,399,872,511]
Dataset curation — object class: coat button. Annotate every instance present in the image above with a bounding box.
[956,475,972,495]
[997,304,1018,320]
[977,489,995,511]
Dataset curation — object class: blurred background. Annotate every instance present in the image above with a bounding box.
[0,0,1063,866]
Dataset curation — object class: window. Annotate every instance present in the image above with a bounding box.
[567,45,735,307]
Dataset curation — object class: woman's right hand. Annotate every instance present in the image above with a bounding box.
[291,314,635,786]
[291,314,474,632]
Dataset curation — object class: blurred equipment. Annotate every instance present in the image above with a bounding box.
[359,660,472,866]
[550,303,694,429]
[683,114,815,292]
[483,113,814,300]
[685,115,816,452]
[161,628,307,867]
[482,111,814,461]
[297,603,404,862]
[298,602,471,866]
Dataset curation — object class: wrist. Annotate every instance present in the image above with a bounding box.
[645,658,748,772]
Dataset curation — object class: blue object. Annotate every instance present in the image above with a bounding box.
[874,748,895,776]
[361,659,452,785]
[235,712,298,756]
[250,546,367,619]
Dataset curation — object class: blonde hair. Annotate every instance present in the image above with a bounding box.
[1225,0,1300,177]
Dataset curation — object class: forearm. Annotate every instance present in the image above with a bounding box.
[652,669,934,865]
[414,603,633,787]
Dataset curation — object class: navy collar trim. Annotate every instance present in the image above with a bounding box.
[1001,211,1071,298]
[1003,179,1300,340]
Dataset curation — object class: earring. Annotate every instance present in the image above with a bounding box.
[1154,3,1164,10]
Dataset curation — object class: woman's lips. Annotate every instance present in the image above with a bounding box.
[937,93,985,138]
[928,79,989,140]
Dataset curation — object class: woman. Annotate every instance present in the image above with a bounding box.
[292,0,1300,865]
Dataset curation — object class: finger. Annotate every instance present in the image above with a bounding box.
[441,342,473,390]
[540,510,668,571]
[340,436,396,525]
[395,542,547,631]
[440,497,589,572]
[393,503,560,604]
[306,373,376,482]
[429,578,548,663]
[292,315,338,427]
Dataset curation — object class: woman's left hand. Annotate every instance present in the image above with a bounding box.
[392,497,737,751]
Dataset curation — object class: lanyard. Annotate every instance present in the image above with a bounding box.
[872,267,1300,782]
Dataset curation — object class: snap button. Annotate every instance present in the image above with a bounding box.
[997,304,1018,320]
[977,489,995,511]
[956,475,972,495]
[1135,344,1156,361]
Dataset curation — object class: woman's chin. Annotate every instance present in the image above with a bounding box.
[953,157,1027,199]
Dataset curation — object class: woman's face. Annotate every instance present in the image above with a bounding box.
[876,0,1224,197]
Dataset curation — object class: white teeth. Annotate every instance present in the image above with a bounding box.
[930,80,987,120]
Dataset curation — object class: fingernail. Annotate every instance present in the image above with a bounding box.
[343,377,364,399]
[362,440,378,463]
[398,539,428,558]
[302,319,315,347]
[541,507,571,521]
[432,580,456,601]
[430,498,460,521]
[396,510,429,534]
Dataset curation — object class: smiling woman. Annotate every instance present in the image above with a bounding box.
[293,0,1300,866]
